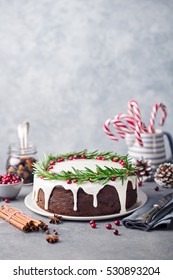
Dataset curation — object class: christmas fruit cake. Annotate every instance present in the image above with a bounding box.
[32,150,138,217]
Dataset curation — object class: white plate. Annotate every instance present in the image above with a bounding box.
[24,190,147,221]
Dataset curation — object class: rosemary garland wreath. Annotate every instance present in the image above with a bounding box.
[33,150,136,185]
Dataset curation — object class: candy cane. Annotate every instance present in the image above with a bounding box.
[103,115,134,141]
[103,118,119,141]
[128,100,143,146]
[148,102,167,133]
[112,114,135,139]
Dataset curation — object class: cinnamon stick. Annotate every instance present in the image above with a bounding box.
[0,205,43,232]
[0,209,30,232]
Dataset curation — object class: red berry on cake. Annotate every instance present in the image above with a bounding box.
[138,181,143,187]
[114,220,120,226]
[50,161,56,165]
[57,158,64,162]
[73,155,79,159]
[97,156,103,160]
[112,157,118,162]
[47,165,53,170]
[69,156,73,160]
[120,160,125,166]
[67,180,72,184]
[81,154,86,159]
[111,177,116,181]
[73,179,78,183]
[106,223,112,230]
[113,229,119,235]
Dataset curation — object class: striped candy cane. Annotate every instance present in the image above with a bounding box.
[112,114,135,139]
[103,118,119,141]
[103,115,134,141]
[128,100,143,146]
[128,100,148,133]
[148,102,167,133]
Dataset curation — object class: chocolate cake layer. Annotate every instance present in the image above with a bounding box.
[36,181,137,216]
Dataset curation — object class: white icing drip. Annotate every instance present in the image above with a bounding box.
[80,183,105,208]
[33,159,138,213]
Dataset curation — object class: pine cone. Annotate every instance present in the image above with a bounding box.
[154,163,173,188]
[134,158,152,180]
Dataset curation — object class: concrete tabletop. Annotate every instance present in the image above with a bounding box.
[0,182,173,260]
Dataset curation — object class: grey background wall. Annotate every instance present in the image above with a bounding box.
[0,0,173,171]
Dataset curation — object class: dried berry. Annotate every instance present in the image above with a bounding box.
[6,156,37,184]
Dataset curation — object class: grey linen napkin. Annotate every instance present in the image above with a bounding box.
[122,192,173,231]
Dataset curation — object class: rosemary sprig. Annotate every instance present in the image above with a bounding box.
[33,150,136,185]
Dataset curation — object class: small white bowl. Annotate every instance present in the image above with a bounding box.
[0,181,23,199]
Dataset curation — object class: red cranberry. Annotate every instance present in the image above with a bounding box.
[106,223,112,230]
[97,156,103,160]
[91,223,96,228]
[5,198,10,203]
[113,229,119,235]
[111,177,116,181]
[89,220,95,225]
[57,158,64,162]
[138,181,143,187]
[67,180,72,184]
[114,220,120,226]
[112,157,118,162]
[40,176,45,179]
[81,154,86,159]
[120,160,125,166]
[0,173,21,185]
[69,156,73,160]
[47,165,53,170]
[73,179,78,183]
[50,161,56,165]
[73,155,79,159]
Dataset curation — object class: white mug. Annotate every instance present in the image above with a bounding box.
[126,129,173,167]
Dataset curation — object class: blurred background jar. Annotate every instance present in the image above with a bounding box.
[6,121,37,185]
[6,143,37,185]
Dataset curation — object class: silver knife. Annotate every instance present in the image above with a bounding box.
[136,192,173,223]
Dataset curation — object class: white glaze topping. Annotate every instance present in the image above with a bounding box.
[33,159,137,213]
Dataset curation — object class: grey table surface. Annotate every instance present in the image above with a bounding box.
[0,182,173,260]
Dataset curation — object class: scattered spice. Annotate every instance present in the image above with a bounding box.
[46,235,59,243]
[49,214,62,224]
[154,186,159,191]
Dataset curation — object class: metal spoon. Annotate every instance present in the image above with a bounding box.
[23,121,30,148]
[17,123,25,151]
